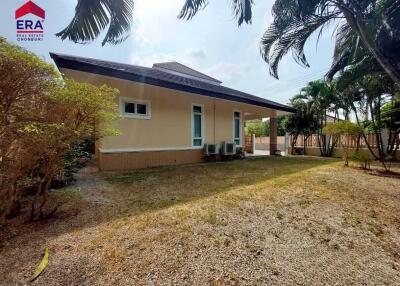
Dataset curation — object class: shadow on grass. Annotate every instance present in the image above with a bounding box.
[0,156,337,245]
[102,156,337,216]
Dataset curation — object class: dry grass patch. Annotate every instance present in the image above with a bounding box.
[1,156,400,285]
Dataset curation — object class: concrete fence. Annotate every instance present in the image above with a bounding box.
[254,136,286,151]
[287,147,400,161]
[288,133,400,161]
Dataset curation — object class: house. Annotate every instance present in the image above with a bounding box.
[50,53,296,171]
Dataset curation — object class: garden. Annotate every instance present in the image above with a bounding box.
[1,157,400,285]
[1,0,400,284]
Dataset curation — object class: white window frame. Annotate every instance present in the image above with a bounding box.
[233,110,242,147]
[120,97,151,119]
[191,103,204,148]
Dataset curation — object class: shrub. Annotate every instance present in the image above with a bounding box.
[323,121,363,166]
[245,120,267,137]
[0,38,119,222]
[351,151,373,170]
[53,140,93,188]
[293,147,304,155]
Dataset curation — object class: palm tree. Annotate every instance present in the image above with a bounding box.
[259,0,400,84]
[55,0,134,46]
[57,0,400,86]
[285,96,317,155]
[55,0,252,46]
[335,61,399,168]
[293,80,340,156]
[179,0,400,84]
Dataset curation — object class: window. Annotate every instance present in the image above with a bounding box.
[125,103,135,114]
[233,111,241,146]
[136,103,147,115]
[192,104,203,147]
[120,97,151,119]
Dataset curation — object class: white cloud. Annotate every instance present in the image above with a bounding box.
[130,49,207,68]
[130,53,248,86]
[187,49,206,61]
[205,63,250,83]
[131,53,176,67]
[132,0,185,45]
[129,0,210,69]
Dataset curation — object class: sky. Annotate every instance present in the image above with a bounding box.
[1,0,338,105]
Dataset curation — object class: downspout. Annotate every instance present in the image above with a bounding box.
[213,101,217,161]
[213,100,216,145]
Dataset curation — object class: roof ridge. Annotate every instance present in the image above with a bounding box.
[153,61,221,83]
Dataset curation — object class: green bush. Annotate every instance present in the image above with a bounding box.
[53,140,93,188]
[351,151,373,170]
[0,38,119,222]
[293,148,304,155]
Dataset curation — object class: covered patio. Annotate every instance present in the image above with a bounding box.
[243,113,289,157]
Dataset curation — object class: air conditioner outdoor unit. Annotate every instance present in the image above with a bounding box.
[221,141,235,156]
[203,143,218,156]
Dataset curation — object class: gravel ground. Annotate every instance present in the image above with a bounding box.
[1,157,400,286]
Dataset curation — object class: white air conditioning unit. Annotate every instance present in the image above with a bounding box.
[221,141,235,156]
[204,143,218,156]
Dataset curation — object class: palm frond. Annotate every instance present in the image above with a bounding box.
[260,14,337,79]
[101,0,134,45]
[325,17,390,80]
[179,0,253,26]
[325,22,361,80]
[376,0,400,71]
[55,0,134,46]
[178,0,208,20]
[231,0,254,25]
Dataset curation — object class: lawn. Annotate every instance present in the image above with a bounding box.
[1,156,400,285]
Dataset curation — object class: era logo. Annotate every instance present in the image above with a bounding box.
[17,20,44,30]
[15,1,45,41]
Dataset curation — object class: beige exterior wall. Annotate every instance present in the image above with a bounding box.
[61,68,277,170]
[99,149,204,171]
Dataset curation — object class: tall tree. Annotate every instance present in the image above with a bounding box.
[260,0,400,84]
[335,62,399,169]
[285,93,319,155]
[293,80,339,156]
[57,1,400,85]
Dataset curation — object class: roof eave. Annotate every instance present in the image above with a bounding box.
[50,53,296,114]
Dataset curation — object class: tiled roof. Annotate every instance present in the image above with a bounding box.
[153,61,222,84]
[50,53,296,113]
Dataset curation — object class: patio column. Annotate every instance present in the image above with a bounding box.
[252,134,256,154]
[270,117,278,155]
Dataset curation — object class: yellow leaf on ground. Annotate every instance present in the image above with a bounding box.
[31,248,49,281]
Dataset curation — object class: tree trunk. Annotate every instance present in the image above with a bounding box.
[369,98,391,171]
[352,103,379,160]
[30,179,44,220]
[39,176,53,218]
[8,181,21,219]
[291,134,299,155]
[356,135,361,151]
[317,133,324,156]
